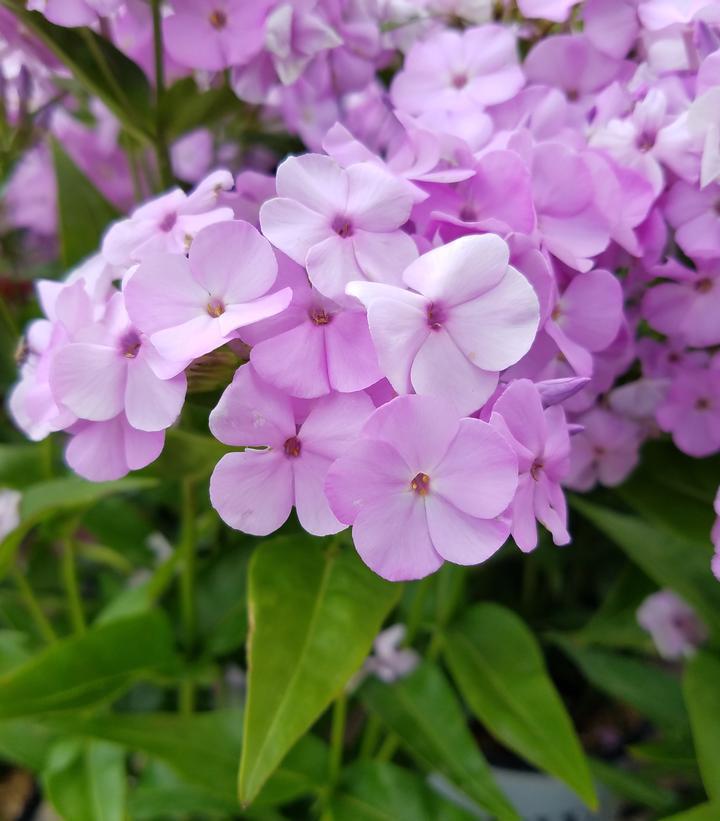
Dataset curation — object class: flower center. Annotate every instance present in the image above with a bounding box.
[310,307,332,325]
[207,298,225,317]
[284,436,302,458]
[459,204,477,222]
[426,303,446,330]
[159,212,177,232]
[410,472,430,496]
[636,131,656,153]
[452,73,468,89]
[695,277,713,293]
[695,397,711,411]
[120,330,141,359]
[530,460,544,481]
[567,88,579,102]
[332,216,354,238]
[209,9,227,29]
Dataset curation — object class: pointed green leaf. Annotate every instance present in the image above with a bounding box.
[239,537,401,805]
[444,604,596,807]
[664,804,720,821]
[44,739,126,821]
[51,139,121,267]
[683,651,720,801]
[570,497,720,637]
[556,642,688,734]
[361,662,519,821]
[0,611,175,719]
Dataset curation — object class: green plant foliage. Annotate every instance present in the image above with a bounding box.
[444,603,596,806]
[683,651,720,801]
[239,536,401,805]
[362,662,519,820]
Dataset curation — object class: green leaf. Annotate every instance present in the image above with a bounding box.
[0,629,32,674]
[164,78,246,139]
[330,761,478,821]
[46,710,328,809]
[43,739,126,821]
[0,475,154,580]
[683,651,720,800]
[0,719,60,771]
[1,2,153,140]
[570,498,720,637]
[0,443,48,488]
[589,759,677,813]
[129,782,236,820]
[195,547,249,657]
[664,804,720,821]
[444,604,595,807]
[361,662,519,821]
[556,642,689,734]
[239,537,401,805]
[0,611,175,719]
[52,139,121,268]
[145,428,230,481]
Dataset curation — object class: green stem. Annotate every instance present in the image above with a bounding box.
[11,568,57,643]
[61,537,86,634]
[404,576,432,645]
[328,693,347,784]
[358,714,382,759]
[150,0,173,189]
[178,478,197,714]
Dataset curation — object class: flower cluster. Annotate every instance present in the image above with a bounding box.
[9,0,720,580]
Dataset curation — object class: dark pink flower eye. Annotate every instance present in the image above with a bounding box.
[283,436,302,458]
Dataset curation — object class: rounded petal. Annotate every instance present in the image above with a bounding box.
[125,356,186,432]
[403,234,509,306]
[325,310,383,393]
[292,451,345,536]
[189,220,278,302]
[216,288,293,336]
[352,230,418,288]
[362,394,460,473]
[492,378,547,456]
[275,154,349,217]
[300,392,375,461]
[124,253,207,335]
[150,314,225,363]
[345,163,413,231]
[353,493,443,581]
[410,330,499,416]
[425,494,510,565]
[210,450,293,536]
[433,418,518,518]
[251,319,330,398]
[558,269,623,352]
[50,343,126,422]
[444,265,540,371]
[325,438,411,524]
[209,364,293,448]
[307,235,365,302]
[259,197,332,263]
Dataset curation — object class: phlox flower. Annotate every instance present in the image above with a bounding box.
[50,293,186,432]
[163,0,271,71]
[565,407,641,490]
[325,394,518,581]
[347,234,539,415]
[209,365,374,536]
[390,25,524,116]
[28,0,122,26]
[102,171,235,266]
[124,220,292,373]
[490,379,571,552]
[656,366,720,457]
[518,0,579,22]
[245,258,382,398]
[637,590,707,660]
[642,261,720,347]
[259,153,417,303]
[582,0,640,59]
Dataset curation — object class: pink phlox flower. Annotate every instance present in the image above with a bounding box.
[325,393,518,581]
[637,589,707,660]
[49,292,187,432]
[259,153,417,303]
[565,407,642,490]
[490,378,571,551]
[124,220,292,374]
[643,260,720,347]
[518,0,580,22]
[656,366,720,457]
[209,364,374,536]
[664,178,720,259]
[347,233,540,415]
[102,170,235,266]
